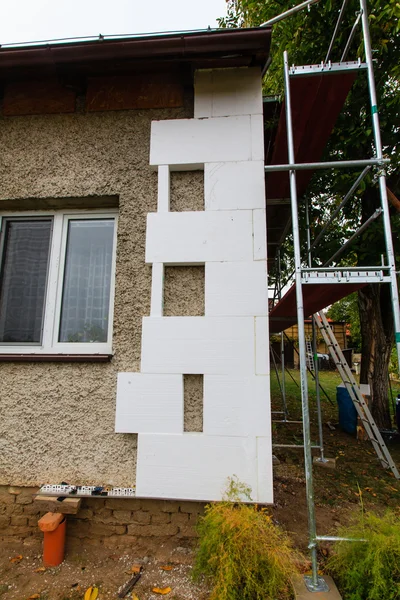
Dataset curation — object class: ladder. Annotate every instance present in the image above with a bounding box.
[306,338,315,372]
[315,311,400,479]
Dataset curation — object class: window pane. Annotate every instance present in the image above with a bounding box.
[0,219,52,343]
[59,219,114,343]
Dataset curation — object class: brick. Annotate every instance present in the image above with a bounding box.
[178,501,205,515]
[151,512,171,525]
[171,513,189,525]
[177,525,198,538]
[90,523,126,536]
[113,510,132,524]
[7,526,33,536]
[127,523,179,537]
[23,504,42,515]
[28,517,40,527]
[140,499,179,513]
[2,503,23,516]
[103,535,138,548]
[74,509,93,520]
[10,516,28,526]
[8,486,22,495]
[92,508,116,524]
[105,499,139,511]
[0,490,15,505]
[132,511,151,525]
[16,489,37,505]
[0,516,11,529]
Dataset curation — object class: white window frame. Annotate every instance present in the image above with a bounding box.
[0,209,118,355]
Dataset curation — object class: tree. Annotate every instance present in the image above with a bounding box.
[219,0,400,428]
[327,293,361,351]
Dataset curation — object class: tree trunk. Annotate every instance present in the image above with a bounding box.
[358,283,393,430]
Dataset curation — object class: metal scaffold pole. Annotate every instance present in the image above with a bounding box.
[283,51,326,593]
[359,0,400,374]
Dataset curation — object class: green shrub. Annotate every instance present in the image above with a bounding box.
[327,510,400,600]
[193,478,300,600]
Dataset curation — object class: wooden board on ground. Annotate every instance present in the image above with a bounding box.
[33,495,82,515]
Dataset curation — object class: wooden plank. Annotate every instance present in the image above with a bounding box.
[34,495,82,515]
[3,80,76,116]
[86,75,184,112]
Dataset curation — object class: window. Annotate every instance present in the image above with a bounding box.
[0,211,117,354]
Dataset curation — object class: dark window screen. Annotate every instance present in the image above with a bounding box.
[0,219,52,343]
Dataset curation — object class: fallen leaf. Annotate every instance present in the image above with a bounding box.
[160,565,173,571]
[132,594,140,600]
[131,564,142,573]
[152,587,172,595]
[84,587,99,600]
[34,567,46,573]
[27,595,41,599]
[10,555,23,563]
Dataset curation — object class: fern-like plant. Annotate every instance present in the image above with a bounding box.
[193,477,301,600]
[327,510,400,600]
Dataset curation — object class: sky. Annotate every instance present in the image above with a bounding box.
[0,0,229,46]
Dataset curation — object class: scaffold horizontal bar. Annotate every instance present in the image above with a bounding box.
[289,60,367,76]
[265,158,389,172]
[260,0,320,27]
[301,265,389,271]
[301,271,390,284]
[316,536,367,542]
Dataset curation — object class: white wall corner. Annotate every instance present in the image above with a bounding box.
[251,114,264,161]
[253,208,267,260]
[255,316,269,375]
[150,262,164,317]
[157,165,170,212]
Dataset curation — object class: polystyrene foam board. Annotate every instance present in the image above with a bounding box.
[203,374,270,437]
[150,116,253,167]
[251,114,264,161]
[141,316,254,374]
[204,161,265,211]
[145,211,253,264]
[205,261,268,317]
[257,437,274,503]
[115,373,183,434]
[157,165,170,212]
[255,316,269,375]
[253,208,267,260]
[136,433,272,502]
[194,67,263,118]
[150,263,164,317]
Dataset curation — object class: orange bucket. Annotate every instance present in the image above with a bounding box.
[38,512,66,567]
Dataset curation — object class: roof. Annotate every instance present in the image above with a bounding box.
[0,28,272,81]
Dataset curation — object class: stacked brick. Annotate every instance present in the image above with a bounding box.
[0,486,204,548]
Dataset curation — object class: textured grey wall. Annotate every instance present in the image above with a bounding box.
[0,98,205,486]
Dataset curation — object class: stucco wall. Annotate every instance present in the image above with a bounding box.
[0,96,205,486]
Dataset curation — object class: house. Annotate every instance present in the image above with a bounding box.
[0,27,273,545]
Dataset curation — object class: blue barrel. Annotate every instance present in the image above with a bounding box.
[336,384,357,435]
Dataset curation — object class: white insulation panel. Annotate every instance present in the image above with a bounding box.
[115,373,183,434]
[205,261,268,317]
[150,116,255,167]
[194,67,263,119]
[136,433,273,503]
[141,316,255,375]
[203,374,270,437]
[145,211,253,264]
[204,161,265,211]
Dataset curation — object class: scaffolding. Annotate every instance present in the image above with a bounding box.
[264,0,400,592]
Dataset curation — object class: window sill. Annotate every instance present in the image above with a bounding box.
[0,354,113,363]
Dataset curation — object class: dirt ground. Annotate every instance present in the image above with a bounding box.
[0,542,210,600]
[2,370,400,599]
